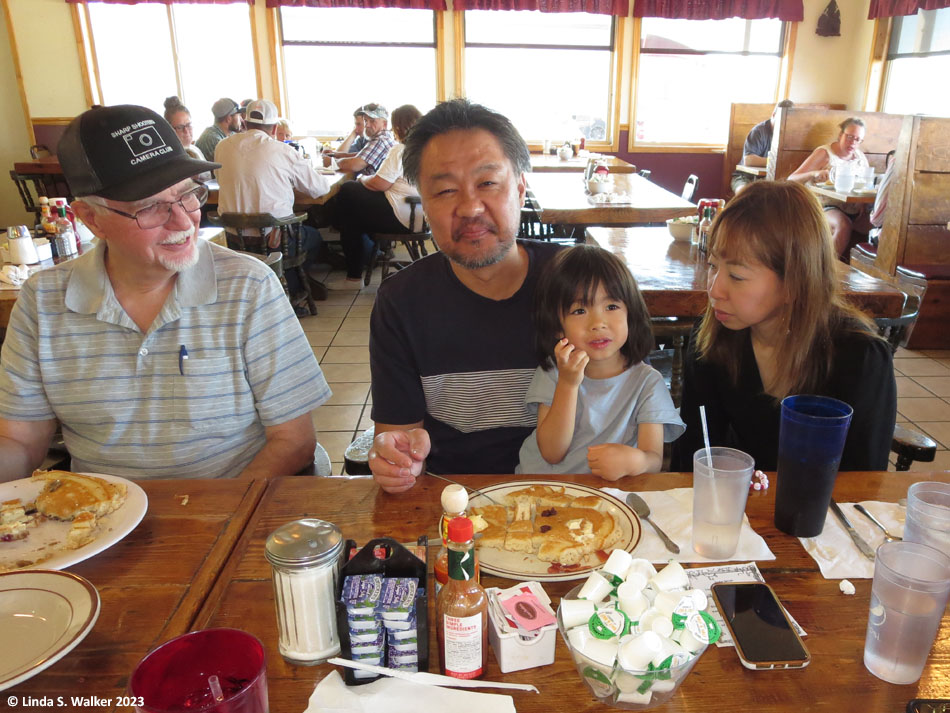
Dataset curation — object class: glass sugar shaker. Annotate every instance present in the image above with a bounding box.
[265,518,344,665]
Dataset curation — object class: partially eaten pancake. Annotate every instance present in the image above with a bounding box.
[0,499,37,542]
[471,485,622,565]
[32,470,127,521]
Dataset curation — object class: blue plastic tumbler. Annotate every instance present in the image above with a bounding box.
[775,394,853,537]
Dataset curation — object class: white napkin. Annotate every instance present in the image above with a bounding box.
[0,264,30,287]
[602,487,774,564]
[800,500,905,579]
[304,670,516,713]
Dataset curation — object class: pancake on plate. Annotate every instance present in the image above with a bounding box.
[32,470,127,521]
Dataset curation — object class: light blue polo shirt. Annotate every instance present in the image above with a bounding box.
[0,240,330,479]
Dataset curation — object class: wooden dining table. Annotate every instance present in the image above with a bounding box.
[530,153,637,174]
[205,170,351,208]
[587,226,905,319]
[735,164,767,177]
[184,471,950,713]
[807,182,878,205]
[527,173,695,230]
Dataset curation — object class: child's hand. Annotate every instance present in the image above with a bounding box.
[554,338,588,387]
[587,443,635,481]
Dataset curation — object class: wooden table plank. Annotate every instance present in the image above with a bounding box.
[528,173,696,227]
[195,471,950,713]
[13,156,64,175]
[530,153,636,174]
[588,226,905,319]
[4,478,266,711]
[735,164,767,177]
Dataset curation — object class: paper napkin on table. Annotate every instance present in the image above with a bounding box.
[0,264,30,286]
[601,487,774,564]
[305,670,516,713]
[800,500,905,579]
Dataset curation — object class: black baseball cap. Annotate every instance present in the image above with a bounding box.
[58,104,220,203]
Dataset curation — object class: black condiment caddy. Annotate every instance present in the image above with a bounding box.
[334,535,429,686]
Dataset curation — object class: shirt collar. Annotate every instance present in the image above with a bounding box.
[64,237,218,318]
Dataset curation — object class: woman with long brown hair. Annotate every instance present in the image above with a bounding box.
[671,181,896,471]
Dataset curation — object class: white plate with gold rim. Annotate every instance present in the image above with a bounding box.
[0,570,100,691]
[0,473,147,573]
[470,480,641,582]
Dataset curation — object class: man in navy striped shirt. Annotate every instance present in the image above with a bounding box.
[0,105,330,481]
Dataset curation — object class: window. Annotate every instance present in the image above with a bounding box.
[634,18,785,146]
[85,3,257,128]
[882,8,950,117]
[463,11,614,144]
[279,8,438,136]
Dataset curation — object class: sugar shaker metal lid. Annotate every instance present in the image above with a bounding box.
[265,518,343,568]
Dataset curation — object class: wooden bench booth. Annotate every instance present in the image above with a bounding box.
[860,114,950,349]
[766,108,904,181]
[721,102,843,199]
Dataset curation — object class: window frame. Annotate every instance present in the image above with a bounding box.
[627,16,794,153]
[274,6,444,140]
[76,1,263,113]
[455,11,623,153]
[877,8,950,114]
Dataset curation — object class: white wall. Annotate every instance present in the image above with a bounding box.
[0,2,34,227]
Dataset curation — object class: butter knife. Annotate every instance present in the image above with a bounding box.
[830,499,876,561]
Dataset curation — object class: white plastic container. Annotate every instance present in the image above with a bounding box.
[486,586,557,673]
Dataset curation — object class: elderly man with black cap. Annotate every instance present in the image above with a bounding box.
[195,97,243,163]
[335,103,395,176]
[0,104,331,482]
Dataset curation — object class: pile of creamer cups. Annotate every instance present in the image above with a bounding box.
[556,549,720,709]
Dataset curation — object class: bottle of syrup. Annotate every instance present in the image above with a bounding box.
[437,517,488,679]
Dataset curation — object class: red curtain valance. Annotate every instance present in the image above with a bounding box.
[266,0,447,8]
[868,0,949,18]
[451,0,627,15]
[65,1,253,5]
[633,0,802,20]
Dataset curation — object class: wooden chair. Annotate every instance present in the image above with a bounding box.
[681,175,699,202]
[638,169,652,181]
[209,212,318,315]
[9,170,70,222]
[363,196,434,286]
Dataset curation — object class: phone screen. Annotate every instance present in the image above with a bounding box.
[713,583,808,664]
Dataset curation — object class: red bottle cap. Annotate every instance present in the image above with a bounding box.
[447,516,473,543]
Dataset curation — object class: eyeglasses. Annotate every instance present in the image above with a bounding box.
[172,123,193,132]
[843,133,863,143]
[99,184,208,230]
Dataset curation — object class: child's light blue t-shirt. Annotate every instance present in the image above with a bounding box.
[516,362,686,475]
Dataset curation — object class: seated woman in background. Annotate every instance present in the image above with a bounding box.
[335,104,424,283]
[163,96,213,182]
[671,181,896,472]
[788,117,870,257]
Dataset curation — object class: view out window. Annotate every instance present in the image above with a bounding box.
[279,7,438,136]
[464,11,614,143]
[635,18,784,145]
[86,3,256,127]
[882,8,950,117]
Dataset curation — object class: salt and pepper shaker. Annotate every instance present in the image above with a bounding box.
[265,518,344,665]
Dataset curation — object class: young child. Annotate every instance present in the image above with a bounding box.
[517,244,685,480]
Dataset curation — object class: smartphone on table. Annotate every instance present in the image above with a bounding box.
[711,582,810,670]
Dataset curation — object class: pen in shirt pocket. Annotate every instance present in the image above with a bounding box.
[179,345,189,375]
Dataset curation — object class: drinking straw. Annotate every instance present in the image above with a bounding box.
[699,405,711,458]
[209,675,225,702]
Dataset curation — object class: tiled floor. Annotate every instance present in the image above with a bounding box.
[307,262,950,475]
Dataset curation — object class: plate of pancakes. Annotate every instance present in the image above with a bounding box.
[469,480,641,582]
[0,471,147,573]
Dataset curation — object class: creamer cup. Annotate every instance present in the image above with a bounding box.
[560,597,596,629]
[602,549,633,583]
[626,558,657,581]
[616,582,649,621]
[650,560,689,592]
[617,631,662,670]
[578,571,613,602]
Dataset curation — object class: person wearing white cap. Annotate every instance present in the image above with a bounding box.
[215,98,332,305]
[195,97,243,164]
[0,104,331,481]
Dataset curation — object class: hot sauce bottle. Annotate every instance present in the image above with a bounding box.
[434,484,470,595]
[437,517,488,679]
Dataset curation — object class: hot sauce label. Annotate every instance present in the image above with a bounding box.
[443,613,483,678]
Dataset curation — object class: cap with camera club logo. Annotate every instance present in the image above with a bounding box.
[58,104,220,203]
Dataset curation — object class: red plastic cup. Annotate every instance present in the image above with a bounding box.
[130,629,268,713]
